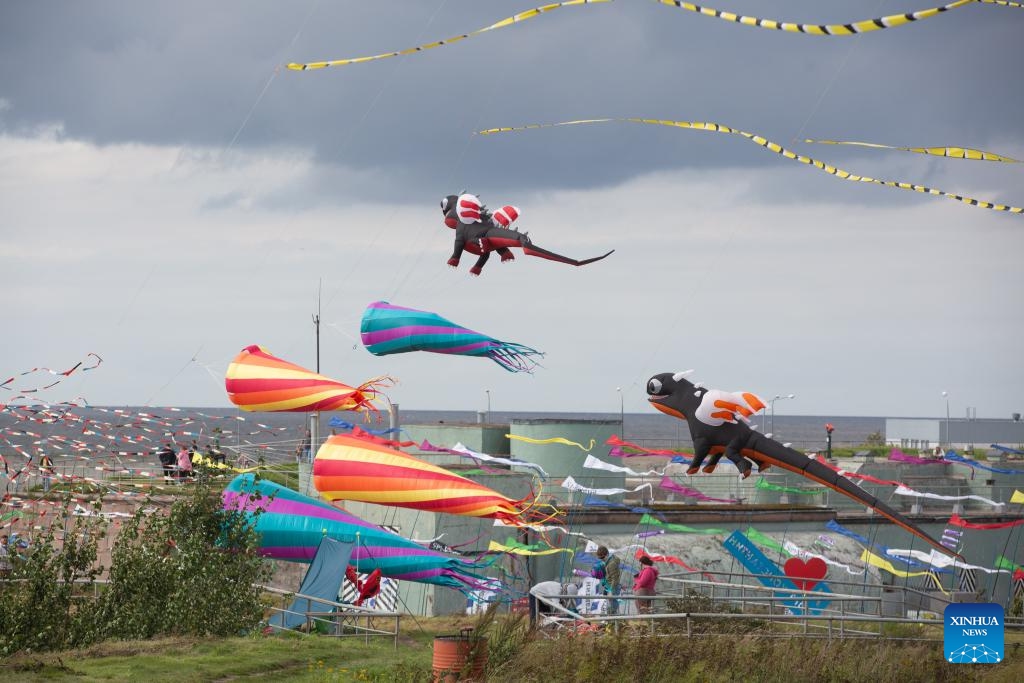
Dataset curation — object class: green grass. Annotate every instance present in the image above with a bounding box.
[5,617,1024,683]
[0,630,437,682]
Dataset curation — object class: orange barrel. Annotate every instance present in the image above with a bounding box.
[432,628,487,682]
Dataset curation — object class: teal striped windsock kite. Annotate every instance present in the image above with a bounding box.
[359,301,543,373]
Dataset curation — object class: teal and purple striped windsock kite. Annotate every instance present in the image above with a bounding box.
[359,301,543,373]
[222,474,497,593]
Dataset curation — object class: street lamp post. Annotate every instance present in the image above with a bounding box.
[616,387,624,437]
[941,391,949,450]
[485,389,491,422]
[768,394,796,437]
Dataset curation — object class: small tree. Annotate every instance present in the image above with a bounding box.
[93,480,271,640]
[0,497,106,655]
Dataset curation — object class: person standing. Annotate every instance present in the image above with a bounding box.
[0,534,12,579]
[594,546,622,615]
[294,429,312,463]
[157,444,176,481]
[633,555,659,614]
[38,453,55,492]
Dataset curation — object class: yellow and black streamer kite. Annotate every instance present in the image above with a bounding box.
[803,140,1020,163]
[287,0,1021,72]
[287,0,610,71]
[657,0,1019,36]
[477,118,1023,214]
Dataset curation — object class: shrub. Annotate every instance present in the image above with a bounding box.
[92,480,271,640]
[0,496,106,655]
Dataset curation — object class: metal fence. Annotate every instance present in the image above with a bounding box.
[534,570,1024,640]
[260,584,402,647]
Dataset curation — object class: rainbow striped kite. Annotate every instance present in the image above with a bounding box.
[223,474,494,592]
[224,344,389,412]
[314,434,548,524]
[360,301,543,373]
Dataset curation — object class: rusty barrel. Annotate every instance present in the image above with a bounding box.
[432,628,487,682]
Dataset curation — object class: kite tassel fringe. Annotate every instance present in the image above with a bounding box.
[355,375,396,411]
[487,343,545,373]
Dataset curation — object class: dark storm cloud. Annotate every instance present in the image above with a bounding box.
[2,0,1021,201]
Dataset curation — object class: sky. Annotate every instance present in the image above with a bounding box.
[1,0,1022,419]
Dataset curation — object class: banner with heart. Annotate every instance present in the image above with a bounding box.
[784,557,828,592]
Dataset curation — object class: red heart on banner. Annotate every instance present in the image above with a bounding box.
[783,557,828,592]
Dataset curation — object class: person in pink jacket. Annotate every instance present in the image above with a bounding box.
[176,446,193,480]
[633,555,659,614]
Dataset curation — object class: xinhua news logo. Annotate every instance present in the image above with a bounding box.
[944,603,1004,663]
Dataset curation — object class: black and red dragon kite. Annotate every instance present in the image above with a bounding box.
[442,193,614,275]
[646,370,959,558]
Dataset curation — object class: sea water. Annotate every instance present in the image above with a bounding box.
[0,405,884,459]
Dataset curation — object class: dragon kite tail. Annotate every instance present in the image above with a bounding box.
[746,433,960,559]
[521,244,615,266]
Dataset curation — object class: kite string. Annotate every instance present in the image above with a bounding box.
[788,0,885,145]
[314,0,454,343]
[135,1,325,403]
[223,0,323,160]
[385,47,510,300]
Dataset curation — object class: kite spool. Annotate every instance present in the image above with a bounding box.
[432,628,487,682]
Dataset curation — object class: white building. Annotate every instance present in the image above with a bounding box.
[885,416,1024,452]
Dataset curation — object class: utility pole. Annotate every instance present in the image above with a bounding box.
[309,281,322,471]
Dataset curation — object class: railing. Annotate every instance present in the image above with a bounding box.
[534,573,1024,639]
[259,584,401,648]
[6,456,302,494]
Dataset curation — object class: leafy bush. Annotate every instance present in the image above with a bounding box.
[1,481,270,657]
[92,480,271,640]
[0,497,106,655]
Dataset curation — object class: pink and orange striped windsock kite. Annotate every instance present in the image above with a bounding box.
[224,345,389,413]
[313,434,539,524]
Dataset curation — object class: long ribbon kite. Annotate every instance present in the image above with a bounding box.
[660,476,739,503]
[803,139,1019,163]
[639,512,725,535]
[888,548,1010,574]
[561,475,651,497]
[1,353,103,394]
[894,484,1004,508]
[861,549,945,580]
[948,513,1024,530]
[419,439,550,478]
[583,453,663,477]
[488,538,573,556]
[945,450,1024,475]
[826,520,948,571]
[478,119,1023,214]
[782,539,865,576]
[287,0,1019,72]
[508,434,595,451]
[287,0,610,70]
[657,1,1017,37]
[755,477,821,495]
